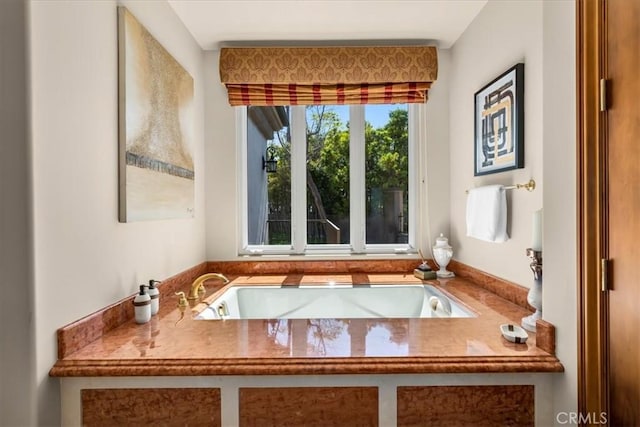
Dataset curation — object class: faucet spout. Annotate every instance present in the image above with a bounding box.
[188,273,229,301]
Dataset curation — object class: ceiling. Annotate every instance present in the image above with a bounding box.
[167,0,488,50]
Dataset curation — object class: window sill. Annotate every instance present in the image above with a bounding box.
[237,251,419,261]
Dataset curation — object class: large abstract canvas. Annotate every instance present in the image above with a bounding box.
[118,7,194,222]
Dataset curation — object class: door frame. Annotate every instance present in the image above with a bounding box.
[576,0,609,420]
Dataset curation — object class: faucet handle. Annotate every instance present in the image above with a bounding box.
[175,291,188,311]
[174,292,189,326]
[197,283,206,299]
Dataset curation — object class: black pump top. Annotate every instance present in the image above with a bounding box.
[148,279,159,289]
[139,285,147,295]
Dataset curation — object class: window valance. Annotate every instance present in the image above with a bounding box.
[219,46,438,106]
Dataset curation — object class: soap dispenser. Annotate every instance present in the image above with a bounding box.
[148,280,160,316]
[133,285,151,324]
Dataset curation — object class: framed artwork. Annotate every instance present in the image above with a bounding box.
[118,7,194,222]
[474,63,524,176]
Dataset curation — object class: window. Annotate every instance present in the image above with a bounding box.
[239,104,419,255]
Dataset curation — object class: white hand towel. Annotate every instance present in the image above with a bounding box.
[466,185,509,242]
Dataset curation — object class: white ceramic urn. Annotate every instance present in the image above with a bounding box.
[433,233,455,278]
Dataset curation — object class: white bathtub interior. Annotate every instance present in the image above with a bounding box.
[195,284,475,320]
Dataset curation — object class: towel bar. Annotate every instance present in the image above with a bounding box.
[466,179,536,194]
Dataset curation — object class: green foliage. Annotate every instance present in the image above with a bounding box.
[309,120,350,216]
[366,109,409,191]
[267,105,409,220]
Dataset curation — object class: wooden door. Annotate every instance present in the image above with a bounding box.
[578,0,640,424]
[605,0,640,424]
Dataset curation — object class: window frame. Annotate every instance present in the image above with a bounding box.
[237,104,421,256]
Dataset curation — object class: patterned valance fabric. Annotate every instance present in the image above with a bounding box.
[219,46,438,106]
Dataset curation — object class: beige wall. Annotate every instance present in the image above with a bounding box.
[542,0,577,420]
[449,0,577,420]
[0,0,35,425]
[422,49,452,252]
[29,1,206,423]
[449,0,544,287]
[204,50,237,259]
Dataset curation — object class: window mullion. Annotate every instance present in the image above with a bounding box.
[237,107,249,252]
[349,105,365,253]
[408,104,420,249]
[291,106,307,253]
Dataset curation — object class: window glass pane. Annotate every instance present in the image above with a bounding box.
[365,104,409,244]
[305,105,350,244]
[246,106,291,245]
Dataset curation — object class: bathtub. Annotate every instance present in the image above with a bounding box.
[195,284,475,320]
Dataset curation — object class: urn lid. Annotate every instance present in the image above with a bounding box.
[434,233,451,248]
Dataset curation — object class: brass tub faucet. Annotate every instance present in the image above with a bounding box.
[188,273,229,302]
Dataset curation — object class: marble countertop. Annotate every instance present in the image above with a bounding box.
[50,267,563,377]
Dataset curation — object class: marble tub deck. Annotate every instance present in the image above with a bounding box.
[50,261,562,377]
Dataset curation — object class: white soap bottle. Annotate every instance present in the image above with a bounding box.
[148,279,160,316]
[133,285,151,324]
